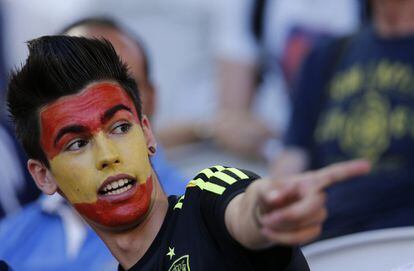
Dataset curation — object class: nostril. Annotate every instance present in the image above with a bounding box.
[99,158,120,170]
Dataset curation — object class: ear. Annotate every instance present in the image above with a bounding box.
[140,115,157,156]
[27,159,58,195]
[143,82,156,119]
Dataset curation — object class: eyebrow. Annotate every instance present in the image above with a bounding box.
[101,104,133,124]
[54,125,88,147]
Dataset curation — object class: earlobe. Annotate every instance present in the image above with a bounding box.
[141,115,157,156]
[27,159,58,195]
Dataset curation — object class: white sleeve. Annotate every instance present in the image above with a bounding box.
[391,262,414,271]
[209,0,259,63]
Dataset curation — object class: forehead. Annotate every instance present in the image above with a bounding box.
[40,82,134,116]
[39,82,138,136]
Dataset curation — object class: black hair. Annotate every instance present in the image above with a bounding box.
[7,35,142,167]
[61,16,151,78]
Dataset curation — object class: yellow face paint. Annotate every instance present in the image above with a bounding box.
[40,82,154,228]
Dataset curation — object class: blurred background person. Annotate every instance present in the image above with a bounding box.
[214,0,361,161]
[0,118,40,219]
[0,0,41,220]
[271,0,414,239]
[0,17,186,270]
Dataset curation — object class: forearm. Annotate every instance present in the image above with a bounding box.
[155,122,212,148]
[217,58,257,114]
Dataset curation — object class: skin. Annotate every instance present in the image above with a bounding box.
[371,0,414,38]
[38,82,155,229]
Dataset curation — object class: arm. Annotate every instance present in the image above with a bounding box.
[224,159,371,250]
[269,147,310,178]
[213,58,279,158]
[156,59,278,159]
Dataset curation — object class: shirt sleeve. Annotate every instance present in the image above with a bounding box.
[284,38,342,150]
[209,0,259,63]
[193,165,309,270]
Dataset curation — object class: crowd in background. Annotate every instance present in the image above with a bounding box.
[0,0,414,270]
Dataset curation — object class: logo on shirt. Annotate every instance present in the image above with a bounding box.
[168,255,190,271]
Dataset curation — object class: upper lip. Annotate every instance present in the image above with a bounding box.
[98,173,136,193]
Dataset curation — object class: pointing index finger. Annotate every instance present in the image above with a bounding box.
[312,159,371,192]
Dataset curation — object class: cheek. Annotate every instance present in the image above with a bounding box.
[49,154,98,204]
[117,128,152,180]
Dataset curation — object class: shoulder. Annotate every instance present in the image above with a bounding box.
[185,165,260,196]
[151,146,187,196]
[0,201,47,253]
[172,165,260,211]
[0,201,43,232]
[305,36,349,69]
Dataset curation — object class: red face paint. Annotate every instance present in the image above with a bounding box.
[74,176,153,228]
[40,82,139,159]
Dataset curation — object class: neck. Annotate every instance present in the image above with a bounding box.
[372,0,414,37]
[92,172,169,269]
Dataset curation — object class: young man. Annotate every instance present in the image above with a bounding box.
[0,17,187,271]
[7,35,370,270]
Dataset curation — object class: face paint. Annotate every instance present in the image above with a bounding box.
[74,176,153,227]
[40,82,153,229]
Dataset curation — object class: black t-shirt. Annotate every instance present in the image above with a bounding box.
[119,165,309,271]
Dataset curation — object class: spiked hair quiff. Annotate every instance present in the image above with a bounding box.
[7,35,143,167]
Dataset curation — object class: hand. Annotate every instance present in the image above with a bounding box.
[213,112,277,158]
[256,159,371,245]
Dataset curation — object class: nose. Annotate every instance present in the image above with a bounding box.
[94,132,121,170]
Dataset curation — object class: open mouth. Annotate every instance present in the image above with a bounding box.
[98,176,137,196]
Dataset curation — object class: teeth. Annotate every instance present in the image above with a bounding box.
[101,178,134,195]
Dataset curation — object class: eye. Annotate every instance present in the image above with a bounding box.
[66,139,89,151]
[111,121,132,134]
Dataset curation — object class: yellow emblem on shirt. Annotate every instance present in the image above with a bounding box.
[168,255,190,271]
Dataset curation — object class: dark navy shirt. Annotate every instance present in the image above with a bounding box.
[286,24,414,239]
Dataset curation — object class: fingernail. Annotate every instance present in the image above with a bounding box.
[266,190,279,202]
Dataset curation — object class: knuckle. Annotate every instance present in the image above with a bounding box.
[281,211,300,223]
